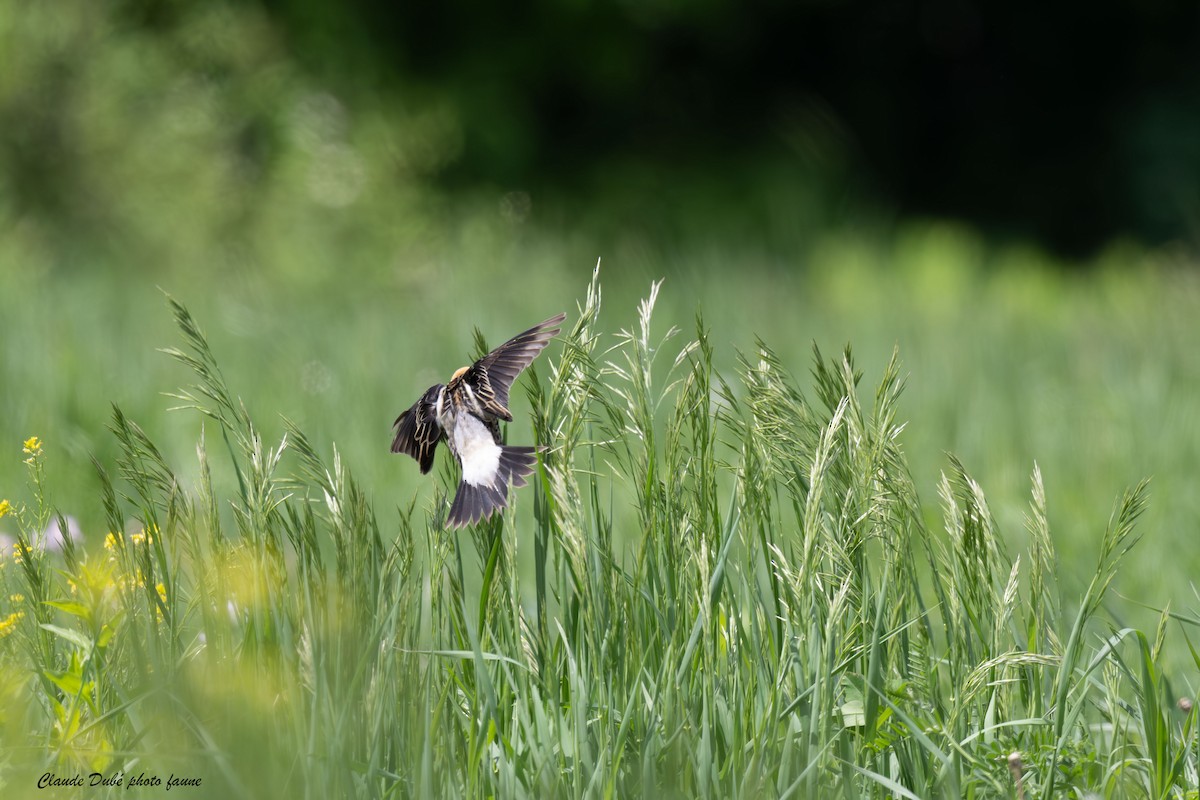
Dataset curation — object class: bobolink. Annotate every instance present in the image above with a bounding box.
[391,313,565,527]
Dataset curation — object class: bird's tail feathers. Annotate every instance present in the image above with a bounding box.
[498,445,540,489]
[446,445,543,528]
[447,481,507,528]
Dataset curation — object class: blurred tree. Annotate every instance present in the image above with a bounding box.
[266,0,1200,257]
[0,0,443,278]
[4,0,1199,260]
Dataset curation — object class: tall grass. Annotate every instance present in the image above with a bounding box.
[0,269,1197,798]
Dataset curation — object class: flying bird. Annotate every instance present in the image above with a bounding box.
[391,313,566,527]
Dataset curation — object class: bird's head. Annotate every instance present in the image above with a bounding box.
[451,365,470,381]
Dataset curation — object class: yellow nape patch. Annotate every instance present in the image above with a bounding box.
[451,366,469,381]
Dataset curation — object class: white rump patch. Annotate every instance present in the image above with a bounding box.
[454,415,501,487]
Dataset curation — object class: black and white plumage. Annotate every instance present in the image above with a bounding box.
[391,313,565,527]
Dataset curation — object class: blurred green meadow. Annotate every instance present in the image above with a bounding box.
[5,219,1200,669]
[2,1,1200,796]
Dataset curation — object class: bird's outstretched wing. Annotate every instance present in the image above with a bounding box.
[455,313,566,420]
[391,384,445,474]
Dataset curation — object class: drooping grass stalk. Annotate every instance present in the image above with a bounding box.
[1040,479,1150,800]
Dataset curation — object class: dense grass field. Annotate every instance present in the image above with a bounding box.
[4,219,1200,641]
[1,263,1199,797]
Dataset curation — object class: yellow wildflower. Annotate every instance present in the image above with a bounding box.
[131,525,157,547]
[9,594,23,604]
[0,610,23,638]
[0,499,10,518]
[154,582,168,622]
[104,532,119,550]
[22,436,41,455]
